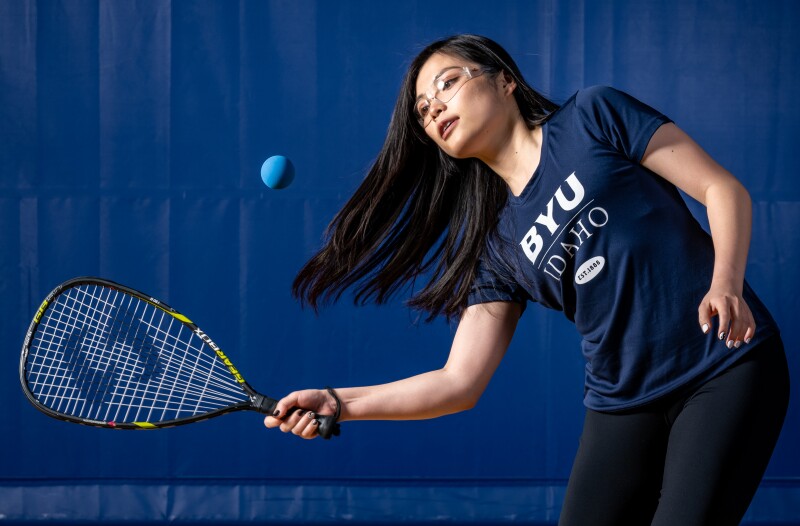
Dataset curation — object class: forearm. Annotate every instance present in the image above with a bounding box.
[640,123,754,291]
[335,367,482,422]
[333,303,518,422]
[705,179,752,292]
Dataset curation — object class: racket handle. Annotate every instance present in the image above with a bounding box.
[253,394,341,440]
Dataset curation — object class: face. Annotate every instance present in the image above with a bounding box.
[413,52,515,159]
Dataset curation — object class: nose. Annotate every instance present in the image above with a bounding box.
[428,98,446,121]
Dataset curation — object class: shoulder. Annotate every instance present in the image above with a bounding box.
[572,85,637,115]
[553,86,633,134]
[569,85,672,159]
[569,85,670,136]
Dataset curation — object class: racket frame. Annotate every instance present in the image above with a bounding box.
[19,277,339,438]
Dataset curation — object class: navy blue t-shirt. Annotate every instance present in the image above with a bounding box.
[468,86,779,411]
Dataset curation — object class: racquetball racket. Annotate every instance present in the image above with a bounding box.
[19,277,340,439]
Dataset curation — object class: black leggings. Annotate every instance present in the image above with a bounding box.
[559,335,789,526]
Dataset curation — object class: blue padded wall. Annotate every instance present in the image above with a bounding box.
[1,0,799,523]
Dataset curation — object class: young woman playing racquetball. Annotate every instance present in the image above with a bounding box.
[264,34,788,526]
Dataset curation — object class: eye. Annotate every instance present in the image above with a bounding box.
[416,101,430,118]
[437,74,460,91]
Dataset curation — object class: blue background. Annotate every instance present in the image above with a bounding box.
[1,0,798,523]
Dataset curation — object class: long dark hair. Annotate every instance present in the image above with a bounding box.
[292,34,558,320]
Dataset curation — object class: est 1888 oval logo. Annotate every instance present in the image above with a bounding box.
[575,256,605,285]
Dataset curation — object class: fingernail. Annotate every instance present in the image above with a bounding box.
[726,340,734,349]
[702,323,709,334]
[307,412,316,419]
[734,341,742,348]
[272,410,280,417]
[745,337,752,344]
[312,419,319,426]
[719,332,726,340]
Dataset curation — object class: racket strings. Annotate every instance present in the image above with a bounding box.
[25,284,248,424]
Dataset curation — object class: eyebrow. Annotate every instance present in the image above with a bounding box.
[414,66,463,102]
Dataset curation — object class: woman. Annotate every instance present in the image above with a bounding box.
[264,34,788,525]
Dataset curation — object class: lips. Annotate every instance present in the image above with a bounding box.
[438,117,458,139]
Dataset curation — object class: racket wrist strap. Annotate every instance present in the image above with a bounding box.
[325,386,342,421]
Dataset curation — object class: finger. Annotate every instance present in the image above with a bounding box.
[743,323,756,345]
[726,297,756,348]
[301,418,321,439]
[294,412,319,439]
[264,415,282,429]
[726,329,738,349]
[698,300,713,335]
[729,317,750,349]
[729,323,742,348]
[273,392,301,420]
[289,411,317,437]
[733,309,756,347]
[725,303,741,349]
[279,409,306,433]
[715,301,731,345]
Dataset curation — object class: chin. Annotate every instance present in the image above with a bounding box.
[438,131,485,160]
[437,137,470,159]
[441,143,478,161]
[444,149,469,160]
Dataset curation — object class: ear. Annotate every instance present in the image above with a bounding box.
[499,71,517,96]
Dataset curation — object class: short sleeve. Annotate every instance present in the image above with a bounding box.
[575,85,673,162]
[467,255,529,311]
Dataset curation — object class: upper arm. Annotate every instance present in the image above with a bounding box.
[640,122,744,205]
[442,301,522,400]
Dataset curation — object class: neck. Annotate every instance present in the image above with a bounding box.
[478,121,543,197]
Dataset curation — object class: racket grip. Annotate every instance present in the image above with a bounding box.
[253,394,341,440]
